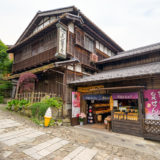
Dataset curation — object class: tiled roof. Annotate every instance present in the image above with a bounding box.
[69,62,160,85]
[97,42,160,64]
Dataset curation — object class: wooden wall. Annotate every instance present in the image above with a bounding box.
[112,120,142,136]
[35,71,63,97]
[14,29,57,64]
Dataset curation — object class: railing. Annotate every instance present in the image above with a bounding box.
[16,92,56,103]
[12,47,56,73]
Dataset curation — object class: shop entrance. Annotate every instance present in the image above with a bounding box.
[83,94,111,130]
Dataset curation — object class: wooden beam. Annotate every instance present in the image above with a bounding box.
[90,86,145,91]
[4,63,55,80]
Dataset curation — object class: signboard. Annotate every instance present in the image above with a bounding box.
[72,92,80,118]
[144,89,160,120]
[83,94,110,101]
[56,23,67,58]
[77,85,104,93]
[112,92,138,100]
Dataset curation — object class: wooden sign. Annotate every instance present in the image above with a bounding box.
[77,85,104,93]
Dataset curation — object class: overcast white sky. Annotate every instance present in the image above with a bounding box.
[0,0,160,50]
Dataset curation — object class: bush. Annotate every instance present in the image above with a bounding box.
[31,102,50,119]
[7,99,19,111]
[41,97,63,109]
[19,99,29,110]
[7,99,29,111]
[0,96,4,103]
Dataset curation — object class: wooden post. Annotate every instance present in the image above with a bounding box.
[138,90,144,136]
[73,64,76,80]
[15,82,19,99]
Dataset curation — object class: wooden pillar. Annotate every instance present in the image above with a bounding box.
[62,66,68,117]
[15,82,19,99]
[138,90,145,136]
[73,64,76,80]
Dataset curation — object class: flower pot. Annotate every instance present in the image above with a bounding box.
[80,121,83,126]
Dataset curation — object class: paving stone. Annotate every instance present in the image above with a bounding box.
[3,151,13,158]
[0,120,21,129]
[23,138,69,160]
[0,128,45,146]
[63,146,85,160]
[71,148,98,160]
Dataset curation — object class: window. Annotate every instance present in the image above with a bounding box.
[84,35,94,52]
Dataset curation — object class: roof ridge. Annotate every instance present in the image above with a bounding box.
[39,5,76,14]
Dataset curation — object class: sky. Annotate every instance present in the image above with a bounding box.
[0,0,160,50]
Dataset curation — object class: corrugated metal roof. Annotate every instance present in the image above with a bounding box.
[97,42,160,64]
[69,62,160,85]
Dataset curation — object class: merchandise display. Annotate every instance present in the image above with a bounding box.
[113,99,139,121]
[87,105,94,124]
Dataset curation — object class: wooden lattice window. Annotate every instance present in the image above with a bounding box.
[75,27,84,47]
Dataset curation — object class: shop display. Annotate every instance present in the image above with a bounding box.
[87,105,94,124]
[112,92,139,121]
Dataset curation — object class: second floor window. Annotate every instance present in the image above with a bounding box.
[84,35,94,53]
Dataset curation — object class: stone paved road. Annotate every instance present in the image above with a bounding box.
[0,105,160,160]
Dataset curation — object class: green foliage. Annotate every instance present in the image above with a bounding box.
[0,96,4,103]
[31,102,50,119]
[0,80,12,98]
[41,97,63,109]
[0,40,12,75]
[19,99,29,110]
[31,117,44,126]
[49,119,56,126]
[31,117,56,127]
[0,40,12,99]
[7,99,29,111]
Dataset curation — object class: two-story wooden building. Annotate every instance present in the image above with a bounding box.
[7,6,123,116]
[69,42,160,141]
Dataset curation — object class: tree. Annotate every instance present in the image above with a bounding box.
[0,40,12,103]
[0,40,12,75]
[18,72,38,93]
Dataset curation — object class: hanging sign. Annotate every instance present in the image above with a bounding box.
[112,92,138,100]
[72,92,80,118]
[144,89,160,120]
[83,94,110,100]
[77,85,104,93]
[56,23,67,58]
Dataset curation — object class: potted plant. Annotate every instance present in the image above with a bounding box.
[78,113,86,125]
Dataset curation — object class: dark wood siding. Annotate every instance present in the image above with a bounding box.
[112,120,142,136]
[35,71,63,97]
[12,47,56,73]
[13,29,57,71]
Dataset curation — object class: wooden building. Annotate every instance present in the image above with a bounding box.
[69,42,160,141]
[7,6,123,116]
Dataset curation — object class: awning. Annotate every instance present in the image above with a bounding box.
[83,94,110,100]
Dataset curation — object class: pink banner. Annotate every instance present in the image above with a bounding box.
[144,89,160,120]
[72,92,80,118]
[112,92,138,100]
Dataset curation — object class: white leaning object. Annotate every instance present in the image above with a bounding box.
[45,107,52,118]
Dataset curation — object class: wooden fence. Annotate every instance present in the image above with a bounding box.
[16,92,56,103]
